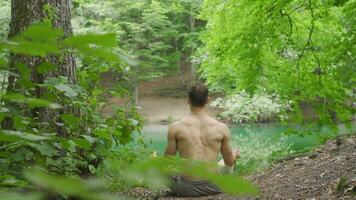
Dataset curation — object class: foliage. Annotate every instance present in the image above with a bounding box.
[199,0,355,124]
[0,10,257,199]
[232,131,294,175]
[105,156,258,195]
[0,0,10,92]
[211,90,292,123]
[0,0,10,40]
[72,0,205,81]
[0,20,141,193]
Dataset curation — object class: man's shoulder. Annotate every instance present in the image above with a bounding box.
[171,115,227,128]
[206,117,229,135]
[169,120,185,130]
[205,116,228,128]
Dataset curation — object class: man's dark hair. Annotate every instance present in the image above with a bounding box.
[188,83,209,107]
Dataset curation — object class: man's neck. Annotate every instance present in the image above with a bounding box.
[190,106,206,115]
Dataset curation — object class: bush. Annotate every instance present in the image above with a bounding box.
[232,130,294,175]
[211,90,292,123]
[0,21,142,192]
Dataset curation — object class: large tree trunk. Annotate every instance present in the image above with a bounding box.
[3,0,76,135]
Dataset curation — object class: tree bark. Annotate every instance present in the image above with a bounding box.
[3,0,76,135]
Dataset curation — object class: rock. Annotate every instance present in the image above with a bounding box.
[309,153,318,159]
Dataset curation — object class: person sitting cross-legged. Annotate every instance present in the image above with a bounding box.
[164,83,240,197]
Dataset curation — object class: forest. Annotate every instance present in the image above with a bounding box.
[0,0,355,199]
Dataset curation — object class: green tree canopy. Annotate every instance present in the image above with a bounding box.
[199,0,355,124]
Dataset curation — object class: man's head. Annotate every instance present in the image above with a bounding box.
[188,83,209,107]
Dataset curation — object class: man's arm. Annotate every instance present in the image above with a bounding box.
[220,124,235,167]
[164,125,178,156]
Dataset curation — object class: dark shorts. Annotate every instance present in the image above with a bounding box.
[169,176,221,197]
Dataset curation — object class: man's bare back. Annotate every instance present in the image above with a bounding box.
[164,84,237,197]
[165,112,236,168]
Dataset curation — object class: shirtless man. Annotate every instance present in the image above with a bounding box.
[164,83,239,197]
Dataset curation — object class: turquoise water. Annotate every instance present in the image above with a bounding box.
[144,122,355,154]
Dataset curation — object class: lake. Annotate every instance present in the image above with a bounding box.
[143,122,356,154]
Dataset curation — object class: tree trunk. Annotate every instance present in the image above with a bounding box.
[189,7,197,82]
[3,0,76,135]
[178,51,192,88]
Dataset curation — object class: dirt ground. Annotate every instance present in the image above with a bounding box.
[124,135,356,200]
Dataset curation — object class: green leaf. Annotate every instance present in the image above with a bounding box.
[120,157,258,194]
[73,138,91,150]
[1,93,26,102]
[13,116,29,129]
[37,62,57,74]
[94,129,110,140]
[16,62,30,77]
[9,22,63,56]
[28,142,57,156]
[82,135,96,144]
[0,132,22,142]
[0,57,7,69]
[88,165,97,174]
[2,93,61,109]
[60,114,79,125]
[0,112,5,122]
[0,192,42,200]
[54,84,78,97]
[16,63,33,88]
[0,70,19,77]
[27,98,61,109]
[0,175,29,188]
[63,33,117,48]
[128,118,139,126]
[62,33,119,62]
[0,151,11,158]
[0,130,51,142]
[60,139,76,153]
[24,170,116,200]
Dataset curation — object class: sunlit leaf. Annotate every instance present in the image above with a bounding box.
[28,142,57,156]
[60,114,79,125]
[0,192,42,200]
[82,135,96,144]
[119,157,258,195]
[24,171,120,200]
[54,84,78,97]
[0,151,11,158]
[0,175,29,188]
[37,62,57,74]
[0,112,5,122]
[0,132,21,142]
[0,70,19,77]
[9,22,63,56]
[0,57,7,69]
[93,129,110,140]
[62,33,119,62]
[27,98,61,109]
[1,130,51,141]
[1,93,61,109]
[73,138,91,150]
[63,33,117,48]
[1,93,26,102]
[13,115,29,129]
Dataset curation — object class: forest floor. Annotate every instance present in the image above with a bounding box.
[123,134,356,200]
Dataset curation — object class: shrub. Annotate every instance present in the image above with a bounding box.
[211,90,292,123]
[232,130,294,175]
